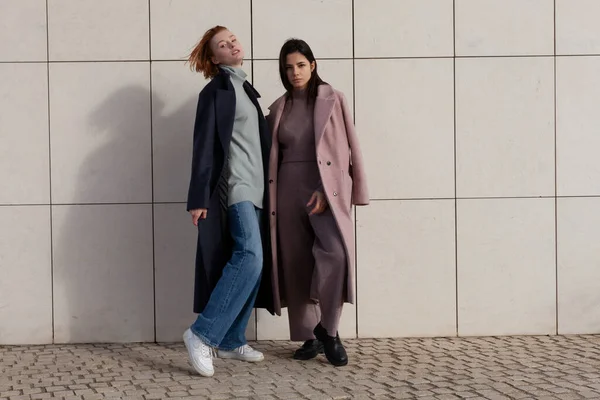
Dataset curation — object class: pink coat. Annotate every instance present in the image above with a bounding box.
[266,83,369,316]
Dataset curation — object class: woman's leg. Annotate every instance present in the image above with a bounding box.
[309,208,347,337]
[308,208,348,366]
[218,208,264,351]
[189,201,263,348]
[278,188,320,342]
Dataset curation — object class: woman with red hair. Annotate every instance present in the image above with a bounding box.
[183,26,273,377]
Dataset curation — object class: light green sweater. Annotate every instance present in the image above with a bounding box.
[219,65,264,209]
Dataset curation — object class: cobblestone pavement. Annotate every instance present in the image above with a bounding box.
[2,336,600,400]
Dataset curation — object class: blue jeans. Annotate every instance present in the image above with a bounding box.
[190,201,263,351]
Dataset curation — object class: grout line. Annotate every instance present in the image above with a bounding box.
[33,59,159,64]
[254,56,454,61]
[148,0,157,343]
[451,54,556,59]
[249,0,257,338]
[5,195,600,208]
[554,0,559,336]
[0,60,48,64]
[453,0,459,338]
[0,204,57,207]
[0,202,180,206]
[370,196,558,201]
[351,0,359,339]
[6,55,600,66]
[251,54,561,60]
[45,0,55,345]
[556,54,600,58]
[250,0,254,70]
[8,54,596,65]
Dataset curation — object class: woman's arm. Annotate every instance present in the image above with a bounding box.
[187,90,217,212]
[339,93,369,205]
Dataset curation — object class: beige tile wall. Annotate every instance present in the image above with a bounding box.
[2,0,600,344]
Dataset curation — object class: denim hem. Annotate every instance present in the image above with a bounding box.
[189,325,220,349]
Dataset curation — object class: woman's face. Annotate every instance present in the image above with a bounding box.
[285,52,315,90]
[210,30,244,67]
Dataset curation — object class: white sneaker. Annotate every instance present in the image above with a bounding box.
[217,344,264,362]
[183,328,214,377]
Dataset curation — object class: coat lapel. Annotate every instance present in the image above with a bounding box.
[314,85,336,148]
[268,96,287,145]
[215,88,235,152]
[243,81,270,149]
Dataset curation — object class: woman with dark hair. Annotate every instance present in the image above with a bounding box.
[183,25,273,377]
[266,39,369,367]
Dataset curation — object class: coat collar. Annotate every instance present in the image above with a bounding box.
[213,68,263,150]
[314,84,336,147]
[215,67,261,97]
[316,82,335,99]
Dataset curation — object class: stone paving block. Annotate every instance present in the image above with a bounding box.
[29,394,51,400]
[167,392,190,397]
[81,395,106,400]
[142,394,164,400]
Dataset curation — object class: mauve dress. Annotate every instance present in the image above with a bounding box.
[276,90,347,341]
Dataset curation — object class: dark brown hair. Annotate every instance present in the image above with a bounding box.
[188,25,227,79]
[278,39,325,101]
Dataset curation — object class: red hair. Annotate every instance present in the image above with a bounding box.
[188,25,227,79]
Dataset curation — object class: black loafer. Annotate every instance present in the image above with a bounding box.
[293,339,324,360]
[313,323,348,367]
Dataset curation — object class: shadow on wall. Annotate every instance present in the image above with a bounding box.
[53,84,199,344]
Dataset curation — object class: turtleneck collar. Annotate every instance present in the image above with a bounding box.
[291,87,308,99]
[219,65,247,81]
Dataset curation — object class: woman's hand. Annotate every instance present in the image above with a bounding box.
[307,191,328,215]
[189,209,208,226]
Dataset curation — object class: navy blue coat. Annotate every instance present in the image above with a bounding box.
[187,69,274,315]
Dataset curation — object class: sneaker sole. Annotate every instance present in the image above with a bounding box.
[217,351,264,363]
[183,333,215,377]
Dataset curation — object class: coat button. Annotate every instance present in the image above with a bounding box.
[271,211,275,216]
[327,161,331,166]
[333,192,338,196]
[269,179,273,183]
